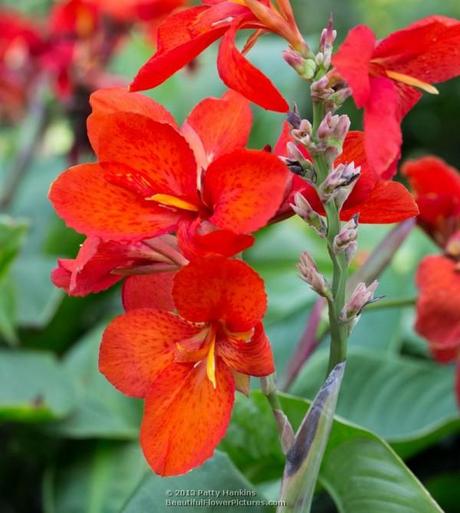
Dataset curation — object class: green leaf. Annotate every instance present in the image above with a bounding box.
[0,275,17,345]
[0,349,76,422]
[121,451,272,513]
[51,324,142,439]
[0,215,28,277]
[44,441,147,513]
[290,348,460,457]
[10,255,63,328]
[222,391,444,512]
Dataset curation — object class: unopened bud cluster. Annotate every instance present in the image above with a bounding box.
[291,192,327,237]
[333,215,359,262]
[298,252,331,299]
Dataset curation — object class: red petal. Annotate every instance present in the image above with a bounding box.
[49,163,180,241]
[96,112,199,203]
[141,359,235,476]
[364,77,402,177]
[88,87,177,154]
[415,255,460,359]
[130,7,226,91]
[182,90,252,167]
[122,272,176,311]
[217,322,274,376]
[332,24,376,107]
[177,219,254,260]
[217,23,289,112]
[173,257,267,331]
[204,149,289,233]
[99,309,199,397]
[342,180,418,223]
[51,237,127,296]
[374,16,460,84]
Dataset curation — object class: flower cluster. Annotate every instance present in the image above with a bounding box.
[0,0,184,125]
[48,0,460,479]
[49,87,288,474]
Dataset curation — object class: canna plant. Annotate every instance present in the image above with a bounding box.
[46,0,460,511]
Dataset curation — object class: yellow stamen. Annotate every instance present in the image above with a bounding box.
[385,70,439,95]
[147,193,199,212]
[206,332,217,389]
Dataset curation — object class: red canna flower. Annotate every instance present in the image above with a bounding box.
[332,16,460,177]
[49,87,288,269]
[130,0,308,112]
[0,9,44,121]
[403,156,460,404]
[276,124,419,223]
[99,256,274,475]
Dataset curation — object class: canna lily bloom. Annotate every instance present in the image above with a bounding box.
[332,16,460,177]
[51,234,187,296]
[276,124,419,223]
[49,87,288,260]
[99,256,274,475]
[130,0,308,112]
[0,9,44,121]
[403,157,460,404]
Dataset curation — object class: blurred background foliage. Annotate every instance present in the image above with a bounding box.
[0,0,459,512]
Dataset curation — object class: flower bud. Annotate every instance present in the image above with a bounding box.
[283,49,316,79]
[291,192,327,237]
[316,112,350,161]
[319,162,361,202]
[283,142,316,182]
[333,215,359,262]
[341,280,379,321]
[311,75,334,103]
[291,118,313,146]
[318,18,337,70]
[297,251,331,298]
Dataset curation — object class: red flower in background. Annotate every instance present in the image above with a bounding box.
[333,16,460,177]
[275,125,418,223]
[49,88,288,289]
[99,257,274,475]
[130,0,308,112]
[0,9,44,120]
[403,157,460,404]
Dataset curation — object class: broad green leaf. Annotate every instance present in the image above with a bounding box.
[121,451,272,513]
[11,255,63,328]
[222,391,444,512]
[44,441,147,513]
[51,324,142,439]
[290,348,459,456]
[0,215,28,277]
[0,349,76,422]
[0,275,17,344]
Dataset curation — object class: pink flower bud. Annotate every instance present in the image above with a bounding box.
[298,251,331,298]
[291,192,327,237]
[341,280,379,320]
[333,215,359,258]
[319,162,361,202]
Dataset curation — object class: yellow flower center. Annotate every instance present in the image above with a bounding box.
[146,193,199,212]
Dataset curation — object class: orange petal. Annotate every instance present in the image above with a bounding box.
[182,90,252,167]
[122,272,176,312]
[218,322,274,376]
[204,149,289,234]
[88,87,177,154]
[49,163,181,241]
[141,359,235,476]
[99,309,200,397]
[342,180,419,223]
[415,255,460,360]
[96,112,199,203]
[217,22,289,112]
[173,257,267,332]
